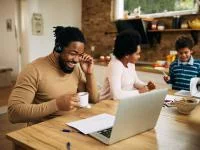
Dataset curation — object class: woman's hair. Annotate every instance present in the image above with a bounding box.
[175,35,194,51]
[113,29,141,59]
[53,26,85,47]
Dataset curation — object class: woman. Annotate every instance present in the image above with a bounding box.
[100,29,155,100]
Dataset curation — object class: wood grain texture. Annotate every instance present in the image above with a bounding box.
[7,100,200,150]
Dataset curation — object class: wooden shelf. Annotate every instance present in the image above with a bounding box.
[147,28,200,45]
[148,29,200,32]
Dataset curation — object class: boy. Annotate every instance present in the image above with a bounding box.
[164,35,200,91]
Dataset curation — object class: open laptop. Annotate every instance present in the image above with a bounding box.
[89,88,168,145]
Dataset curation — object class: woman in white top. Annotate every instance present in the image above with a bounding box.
[100,29,155,100]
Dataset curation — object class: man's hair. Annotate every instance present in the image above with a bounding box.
[175,35,194,51]
[113,29,141,59]
[53,26,85,48]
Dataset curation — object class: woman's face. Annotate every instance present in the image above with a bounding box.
[127,45,141,64]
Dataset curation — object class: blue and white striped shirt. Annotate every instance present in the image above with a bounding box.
[168,56,200,91]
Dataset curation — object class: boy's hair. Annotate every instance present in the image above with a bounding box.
[113,29,141,59]
[175,35,194,51]
[53,26,85,48]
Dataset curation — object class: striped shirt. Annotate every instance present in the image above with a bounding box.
[168,56,200,91]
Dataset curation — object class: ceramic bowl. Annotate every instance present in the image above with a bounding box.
[99,56,105,61]
[105,56,111,61]
[175,98,199,115]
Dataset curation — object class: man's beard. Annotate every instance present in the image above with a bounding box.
[58,56,76,74]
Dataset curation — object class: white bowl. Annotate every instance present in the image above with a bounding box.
[157,26,165,30]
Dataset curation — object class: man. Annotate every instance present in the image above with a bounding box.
[8,26,99,124]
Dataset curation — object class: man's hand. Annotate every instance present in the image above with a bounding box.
[80,54,94,74]
[56,94,80,111]
[163,75,170,83]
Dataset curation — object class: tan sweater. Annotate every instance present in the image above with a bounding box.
[8,52,99,123]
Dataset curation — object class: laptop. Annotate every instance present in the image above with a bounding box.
[89,88,168,145]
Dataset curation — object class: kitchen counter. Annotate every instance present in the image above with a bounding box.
[94,60,169,75]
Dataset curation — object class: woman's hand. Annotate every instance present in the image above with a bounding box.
[147,81,156,90]
[138,86,149,93]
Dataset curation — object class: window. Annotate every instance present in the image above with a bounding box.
[114,0,199,19]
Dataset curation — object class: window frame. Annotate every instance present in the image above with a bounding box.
[114,0,199,20]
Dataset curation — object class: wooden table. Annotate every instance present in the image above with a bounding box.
[7,100,200,150]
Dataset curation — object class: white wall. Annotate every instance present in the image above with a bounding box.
[0,0,19,79]
[21,0,82,64]
[0,0,82,81]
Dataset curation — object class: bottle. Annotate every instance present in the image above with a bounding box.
[172,16,180,29]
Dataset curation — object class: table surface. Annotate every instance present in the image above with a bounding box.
[7,100,200,150]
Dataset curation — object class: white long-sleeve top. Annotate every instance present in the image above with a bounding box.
[100,57,146,100]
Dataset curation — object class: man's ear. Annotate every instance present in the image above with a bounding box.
[125,55,129,59]
[191,50,194,54]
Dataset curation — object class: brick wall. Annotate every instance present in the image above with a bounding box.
[82,1,200,62]
[82,0,116,58]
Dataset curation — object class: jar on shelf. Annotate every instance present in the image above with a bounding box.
[151,21,157,30]
[181,22,188,29]
[172,16,181,29]
[157,22,165,30]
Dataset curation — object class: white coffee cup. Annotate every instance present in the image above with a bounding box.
[78,92,89,107]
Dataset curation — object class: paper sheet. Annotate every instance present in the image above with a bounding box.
[165,94,183,101]
[174,90,191,97]
[66,113,115,134]
[164,94,183,107]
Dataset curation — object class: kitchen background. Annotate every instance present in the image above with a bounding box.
[82,0,200,61]
[1,0,200,82]
[1,1,200,149]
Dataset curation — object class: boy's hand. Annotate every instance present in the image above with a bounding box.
[163,76,170,83]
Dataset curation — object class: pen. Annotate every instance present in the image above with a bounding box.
[62,129,71,132]
[62,129,84,134]
[66,142,71,150]
[161,70,167,76]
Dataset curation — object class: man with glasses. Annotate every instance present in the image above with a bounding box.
[8,26,99,124]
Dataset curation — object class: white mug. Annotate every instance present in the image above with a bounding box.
[78,92,89,107]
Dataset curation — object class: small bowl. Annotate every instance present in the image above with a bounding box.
[105,56,111,61]
[99,56,105,61]
[175,98,199,115]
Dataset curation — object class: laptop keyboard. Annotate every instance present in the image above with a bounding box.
[97,127,112,138]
